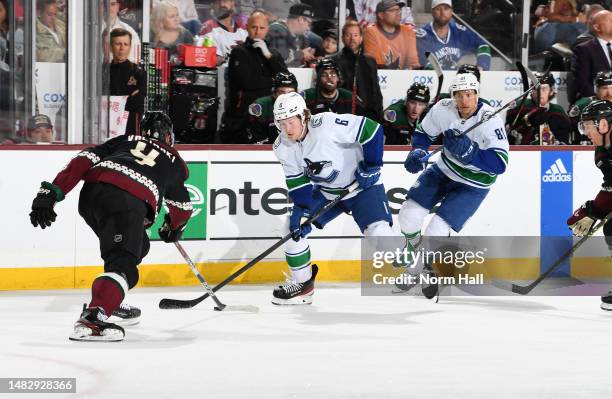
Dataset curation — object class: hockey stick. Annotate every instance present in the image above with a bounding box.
[508,62,545,132]
[159,182,360,309]
[426,52,444,103]
[419,77,543,163]
[493,212,612,295]
[173,242,259,312]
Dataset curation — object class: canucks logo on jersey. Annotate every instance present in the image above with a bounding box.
[304,158,339,183]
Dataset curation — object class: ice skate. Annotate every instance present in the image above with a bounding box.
[109,302,141,326]
[601,291,612,311]
[69,305,125,342]
[272,264,318,305]
[421,264,439,303]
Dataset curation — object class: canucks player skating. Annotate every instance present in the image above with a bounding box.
[271,92,395,305]
[29,112,192,341]
[398,73,509,297]
[566,100,612,311]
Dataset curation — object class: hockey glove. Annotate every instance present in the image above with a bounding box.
[289,205,312,241]
[355,161,380,189]
[443,129,479,164]
[404,149,427,174]
[30,181,64,229]
[567,201,599,237]
[159,213,187,243]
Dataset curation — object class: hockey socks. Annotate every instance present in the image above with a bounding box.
[88,272,128,317]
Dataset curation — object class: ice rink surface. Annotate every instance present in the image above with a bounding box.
[1,284,611,399]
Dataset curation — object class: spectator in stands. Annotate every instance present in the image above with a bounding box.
[102,0,142,63]
[574,3,605,47]
[106,28,146,135]
[237,0,262,17]
[363,0,420,70]
[382,83,430,145]
[533,0,587,53]
[569,70,612,143]
[572,10,612,100]
[301,57,366,115]
[332,20,383,121]
[318,30,338,56]
[248,71,298,143]
[353,0,414,26]
[416,0,491,70]
[153,0,201,35]
[221,10,287,143]
[0,0,8,71]
[261,0,299,21]
[505,72,572,145]
[27,114,54,143]
[200,0,248,63]
[267,3,317,67]
[36,0,67,62]
[151,0,193,57]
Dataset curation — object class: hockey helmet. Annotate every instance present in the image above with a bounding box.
[272,71,298,91]
[578,99,612,136]
[450,73,479,96]
[595,71,612,88]
[406,83,431,103]
[535,71,556,88]
[273,92,308,131]
[315,57,341,79]
[140,111,175,146]
[457,63,481,83]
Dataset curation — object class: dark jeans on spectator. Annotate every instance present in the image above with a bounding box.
[534,22,586,53]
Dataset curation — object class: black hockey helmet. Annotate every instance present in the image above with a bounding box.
[406,83,430,103]
[595,71,612,88]
[535,71,556,88]
[457,63,481,83]
[140,111,175,146]
[272,71,298,91]
[315,57,341,78]
[578,99,612,135]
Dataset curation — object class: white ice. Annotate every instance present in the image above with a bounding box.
[1,285,611,399]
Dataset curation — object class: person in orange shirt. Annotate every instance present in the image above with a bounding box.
[363,0,420,69]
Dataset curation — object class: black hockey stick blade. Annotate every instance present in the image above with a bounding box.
[159,183,359,309]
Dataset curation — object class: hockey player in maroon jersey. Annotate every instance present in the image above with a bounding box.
[29,112,193,341]
[566,100,612,311]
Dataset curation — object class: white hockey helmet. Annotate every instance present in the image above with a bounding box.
[450,73,479,96]
[273,92,308,131]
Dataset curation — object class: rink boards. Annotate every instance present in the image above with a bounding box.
[0,145,608,290]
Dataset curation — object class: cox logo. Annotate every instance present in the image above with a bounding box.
[487,99,503,108]
[412,75,434,85]
[504,76,523,86]
[43,93,66,103]
[378,74,388,85]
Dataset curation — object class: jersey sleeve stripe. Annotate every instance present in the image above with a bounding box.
[493,149,509,166]
[441,153,497,187]
[286,174,310,191]
[354,116,366,142]
[477,45,491,56]
[358,119,381,145]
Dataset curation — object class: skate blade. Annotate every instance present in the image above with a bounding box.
[601,303,612,311]
[271,293,313,306]
[69,326,124,342]
[108,316,140,327]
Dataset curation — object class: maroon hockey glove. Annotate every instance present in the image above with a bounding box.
[159,213,187,243]
[30,181,64,229]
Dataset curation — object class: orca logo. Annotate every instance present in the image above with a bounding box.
[542,158,572,182]
[304,158,339,183]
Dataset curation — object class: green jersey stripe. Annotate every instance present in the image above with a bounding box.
[286,175,310,191]
[358,118,380,144]
[442,153,497,186]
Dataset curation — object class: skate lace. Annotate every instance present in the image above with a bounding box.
[119,303,132,311]
[95,309,109,322]
[280,272,303,294]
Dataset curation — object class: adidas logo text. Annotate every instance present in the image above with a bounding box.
[542,158,572,182]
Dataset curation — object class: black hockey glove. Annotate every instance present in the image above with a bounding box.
[30,181,64,229]
[158,213,187,243]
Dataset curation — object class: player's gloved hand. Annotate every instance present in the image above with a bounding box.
[567,201,598,237]
[404,149,427,173]
[355,161,380,189]
[158,213,187,243]
[289,205,312,241]
[443,128,479,164]
[251,39,272,59]
[30,181,64,229]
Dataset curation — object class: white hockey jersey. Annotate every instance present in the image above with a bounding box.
[273,112,383,201]
[418,99,509,188]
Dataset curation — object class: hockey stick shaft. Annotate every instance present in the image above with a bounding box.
[174,241,226,310]
[159,183,359,309]
[512,212,612,295]
[427,52,444,103]
[419,78,542,163]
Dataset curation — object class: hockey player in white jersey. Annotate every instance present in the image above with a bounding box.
[397,73,509,295]
[271,92,394,305]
